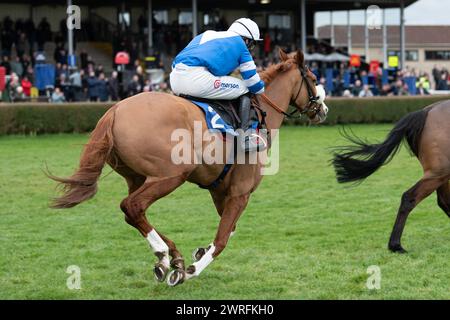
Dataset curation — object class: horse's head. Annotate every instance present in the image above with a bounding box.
[280,49,328,124]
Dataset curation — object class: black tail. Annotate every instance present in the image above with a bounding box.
[332,108,431,183]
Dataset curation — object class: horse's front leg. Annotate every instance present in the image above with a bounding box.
[167,194,250,286]
[191,190,237,262]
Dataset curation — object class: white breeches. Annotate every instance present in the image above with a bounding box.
[170,63,248,100]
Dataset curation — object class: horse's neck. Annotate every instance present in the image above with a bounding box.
[260,76,293,130]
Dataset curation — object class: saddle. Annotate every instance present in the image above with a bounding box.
[179,94,243,129]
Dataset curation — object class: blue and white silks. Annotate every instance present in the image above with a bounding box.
[173,30,264,95]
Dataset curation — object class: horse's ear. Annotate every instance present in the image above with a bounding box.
[296,50,305,67]
[280,62,292,72]
[279,48,288,61]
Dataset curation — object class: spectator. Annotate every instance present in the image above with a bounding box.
[87,71,99,102]
[10,56,23,77]
[51,87,66,103]
[54,42,67,64]
[7,73,21,102]
[68,68,82,101]
[342,89,353,98]
[358,85,373,98]
[108,70,119,101]
[21,54,32,77]
[1,55,11,74]
[21,75,32,97]
[416,82,429,96]
[35,51,46,64]
[127,74,142,97]
[432,65,441,89]
[394,80,407,96]
[352,79,363,97]
[81,69,89,100]
[97,72,109,102]
[437,73,449,91]
[143,79,152,92]
[23,65,34,84]
[14,86,26,101]
[135,64,145,88]
[95,64,104,77]
[332,75,344,96]
[380,84,394,96]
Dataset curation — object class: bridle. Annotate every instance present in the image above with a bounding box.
[260,64,321,119]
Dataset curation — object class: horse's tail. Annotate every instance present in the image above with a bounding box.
[332,107,431,184]
[47,105,118,209]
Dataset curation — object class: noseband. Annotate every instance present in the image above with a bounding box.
[260,65,321,119]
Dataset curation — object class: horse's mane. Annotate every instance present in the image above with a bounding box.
[259,59,297,85]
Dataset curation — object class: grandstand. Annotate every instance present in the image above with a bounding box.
[3,0,444,103]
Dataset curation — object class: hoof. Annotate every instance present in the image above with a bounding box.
[192,247,207,262]
[171,257,185,270]
[153,263,169,282]
[167,269,186,287]
[389,244,408,254]
[186,264,196,275]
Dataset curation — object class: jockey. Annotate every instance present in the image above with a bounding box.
[170,18,266,152]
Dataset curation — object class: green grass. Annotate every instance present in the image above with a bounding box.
[0,125,449,300]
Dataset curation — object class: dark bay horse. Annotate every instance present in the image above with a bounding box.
[48,49,328,286]
[333,100,450,253]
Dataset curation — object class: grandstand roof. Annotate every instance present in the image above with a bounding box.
[9,0,418,11]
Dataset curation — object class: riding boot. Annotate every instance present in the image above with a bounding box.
[238,93,267,153]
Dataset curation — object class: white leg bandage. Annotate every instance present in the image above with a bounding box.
[189,244,215,278]
[146,230,170,267]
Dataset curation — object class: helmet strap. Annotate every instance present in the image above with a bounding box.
[236,21,255,41]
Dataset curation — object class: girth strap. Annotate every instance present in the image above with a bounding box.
[198,163,233,190]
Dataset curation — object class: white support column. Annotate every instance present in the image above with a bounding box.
[192,0,198,37]
[330,11,335,47]
[400,0,406,69]
[382,9,387,68]
[300,0,306,51]
[364,9,369,62]
[148,0,153,52]
[67,0,74,65]
[347,10,351,54]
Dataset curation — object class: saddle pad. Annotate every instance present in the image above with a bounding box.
[190,100,239,136]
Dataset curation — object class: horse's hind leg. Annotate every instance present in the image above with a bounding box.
[120,175,186,282]
[389,176,445,253]
[437,182,450,218]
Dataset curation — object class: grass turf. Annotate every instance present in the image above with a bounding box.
[0,125,449,299]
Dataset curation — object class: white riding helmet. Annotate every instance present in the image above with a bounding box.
[228,18,262,41]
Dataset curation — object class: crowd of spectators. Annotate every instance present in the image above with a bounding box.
[314,63,450,98]
[253,45,450,98]
[2,15,450,103]
[0,16,172,103]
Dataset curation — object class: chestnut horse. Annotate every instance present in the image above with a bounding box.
[333,100,450,253]
[48,49,328,286]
